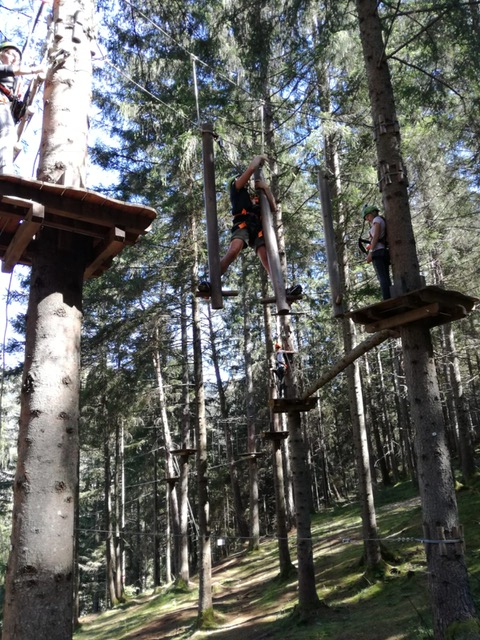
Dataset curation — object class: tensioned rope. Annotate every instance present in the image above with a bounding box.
[123,0,260,103]
[74,527,463,547]
[118,0,374,141]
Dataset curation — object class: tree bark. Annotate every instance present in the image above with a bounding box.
[192,215,213,626]
[206,302,248,540]
[177,296,191,585]
[263,282,294,575]
[355,1,479,635]
[243,269,260,550]
[153,340,181,577]
[3,229,87,639]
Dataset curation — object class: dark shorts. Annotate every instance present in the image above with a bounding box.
[231,213,265,250]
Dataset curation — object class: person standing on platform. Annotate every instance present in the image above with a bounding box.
[273,342,296,398]
[199,154,301,297]
[0,41,45,175]
[362,204,392,300]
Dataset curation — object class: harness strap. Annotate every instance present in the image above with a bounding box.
[0,83,14,101]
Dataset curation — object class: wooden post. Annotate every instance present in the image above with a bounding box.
[201,122,223,309]
[254,167,289,315]
[317,171,344,317]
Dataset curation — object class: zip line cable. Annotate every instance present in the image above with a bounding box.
[122,0,260,103]
[74,526,463,547]
[101,56,198,130]
[120,0,374,137]
[21,0,49,62]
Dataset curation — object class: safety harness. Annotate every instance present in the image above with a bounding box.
[358,215,388,255]
[0,82,28,123]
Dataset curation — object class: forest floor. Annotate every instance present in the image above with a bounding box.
[74,480,480,640]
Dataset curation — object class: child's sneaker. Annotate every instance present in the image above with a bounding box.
[198,281,211,298]
[286,284,302,297]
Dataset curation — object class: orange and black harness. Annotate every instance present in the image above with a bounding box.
[232,208,263,246]
[0,82,28,123]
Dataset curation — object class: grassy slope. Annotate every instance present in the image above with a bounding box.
[75,480,480,640]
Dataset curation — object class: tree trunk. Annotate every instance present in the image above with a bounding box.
[3,3,94,634]
[2,227,87,639]
[206,302,248,540]
[114,421,124,601]
[263,282,294,576]
[443,325,475,483]
[355,1,479,635]
[243,268,260,550]
[192,215,213,626]
[315,36,383,567]
[390,343,416,482]
[177,296,191,585]
[103,423,119,606]
[281,317,321,615]
[153,425,161,587]
[153,340,181,577]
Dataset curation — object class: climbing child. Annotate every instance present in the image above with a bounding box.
[199,154,301,297]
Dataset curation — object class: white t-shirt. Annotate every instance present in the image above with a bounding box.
[369,215,387,250]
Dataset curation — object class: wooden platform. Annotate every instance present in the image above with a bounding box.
[237,452,266,460]
[0,175,157,279]
[269,397,318,413]
[170,448,197,457]
[195,290,238,298]
[263,430,289,440]
[260,294,303,305]
[347,286,478,333]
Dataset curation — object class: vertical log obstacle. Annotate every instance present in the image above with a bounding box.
[201,122,223,309]
[254,167,290,315]
[317,170,344,318]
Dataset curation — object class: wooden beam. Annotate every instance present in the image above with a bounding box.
[2,201,44,273]
[260,293,303,305]
[237,452,266,459]
[269,397,318,413]
[263,430,289,440]
[170,448,197,457]
[364,303,440,333]
[83,227,125,280]
[301,329,397,400]
[195,289,238,298]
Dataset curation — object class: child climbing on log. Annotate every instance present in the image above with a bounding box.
[199,154,301,297]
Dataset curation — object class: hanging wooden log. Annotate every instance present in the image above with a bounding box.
[254,167,290,315]
[201,122,223,309]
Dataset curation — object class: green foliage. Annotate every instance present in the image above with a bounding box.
[73,483,480,639]
[445,619,480,640]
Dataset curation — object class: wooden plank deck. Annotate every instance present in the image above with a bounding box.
[0,175,156,279]
[346,286,478,333]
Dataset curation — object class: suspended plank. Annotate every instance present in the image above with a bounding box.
[263,430,289,440]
